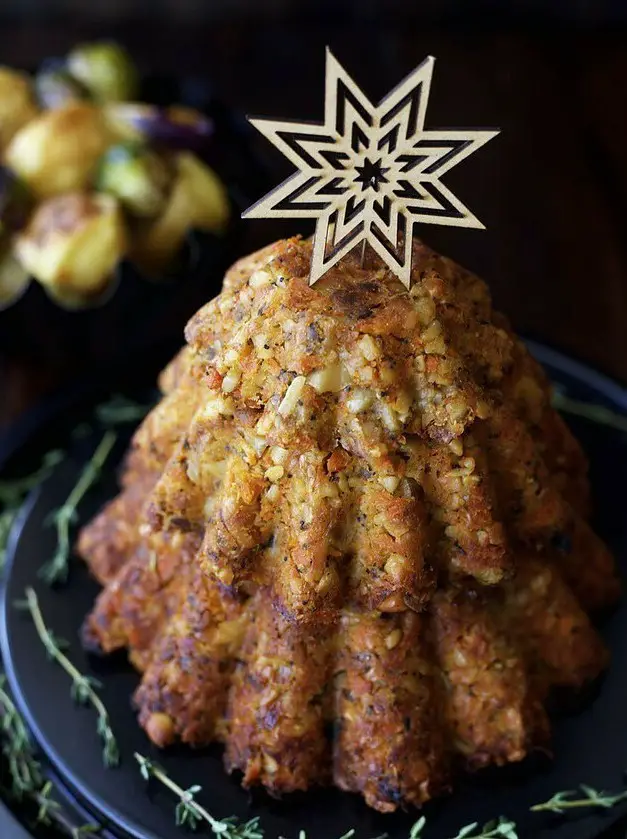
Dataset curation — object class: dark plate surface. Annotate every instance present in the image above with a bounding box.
[2,341,627,839]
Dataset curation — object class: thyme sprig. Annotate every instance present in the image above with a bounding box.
[0,449,64,575]
[289,831,362,839]
[0,507,16,572]
[134,747,627,839]
[136,754,430,839]
[552,388,627,434]
[35,779,61,824]
[70,825,102,838]
[0,450,65,505]
[0,683,102,837]
[95,394,154,426]
[32,781,101,838]
[0,675,43,797]
[24,587,119,768]
[135,753,263,838]
[530,784,627,813]
[0,675,101,835]
[39,431,117,585]
[451,817,517,839]
[34,779,102,838]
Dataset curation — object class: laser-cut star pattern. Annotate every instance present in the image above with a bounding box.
[243,50,499,288]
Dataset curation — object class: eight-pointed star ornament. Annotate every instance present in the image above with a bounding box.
[243,49,499,288]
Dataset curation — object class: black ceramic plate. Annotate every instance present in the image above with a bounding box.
[2,341,627,839]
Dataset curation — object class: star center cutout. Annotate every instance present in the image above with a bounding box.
[354,157,389,193]
[243,49,499,287]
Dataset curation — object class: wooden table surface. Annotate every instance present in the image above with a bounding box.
[2,20,627,428]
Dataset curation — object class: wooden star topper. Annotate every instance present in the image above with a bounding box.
[243,50,499,288]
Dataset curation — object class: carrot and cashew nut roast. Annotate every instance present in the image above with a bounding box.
[78,236,619,813]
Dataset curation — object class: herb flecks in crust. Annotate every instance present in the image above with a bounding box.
[77,237,618,813]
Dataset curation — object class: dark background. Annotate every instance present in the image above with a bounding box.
[1,2,627,25]
[1,6,627,839]
[1,1,627,425]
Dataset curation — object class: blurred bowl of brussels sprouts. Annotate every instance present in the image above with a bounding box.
[0,41,272,377]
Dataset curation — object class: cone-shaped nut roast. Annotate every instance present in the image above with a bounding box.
[78,237,620,813]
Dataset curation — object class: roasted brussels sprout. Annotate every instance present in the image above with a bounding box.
[131,151,229,273]
[15,192,126,301]
[5,103,114,198]
[96,142,173,218]
[35,64,90,110]
[0,244,29,310]
[0,166,31,236]
[67,42,138,103]
[0,67,39,153]
[105,103,213,152]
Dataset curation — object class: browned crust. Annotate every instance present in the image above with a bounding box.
[76,236,618,813]
[431,589,550,768]
[334,609,450,811]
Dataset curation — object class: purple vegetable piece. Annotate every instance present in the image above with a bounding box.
[109,103,214,153]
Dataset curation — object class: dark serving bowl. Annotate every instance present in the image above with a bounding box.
[0,72,273,381]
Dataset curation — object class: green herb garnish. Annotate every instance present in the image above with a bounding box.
[0,450,64,504]
[39,431,116,585]
[530,784,627,813]
[35,779,62,824]
[0,674,43,797]
[33,779,101,838]
[552,389,627,434]
[409,817,427,838]
[136,752,263,837]
[451,818,517,839]
[0,449,64,575]
[24,587,119,767]
[95,394,154,426]
[136,755,432,839]
[1,673,102,837]
[71,825,102,838]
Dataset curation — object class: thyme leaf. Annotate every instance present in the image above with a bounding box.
[409,816,427,838]
[23,587,120,767]
[530,785,627,813]
[39,431,117,585]
[36,779,61,824]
